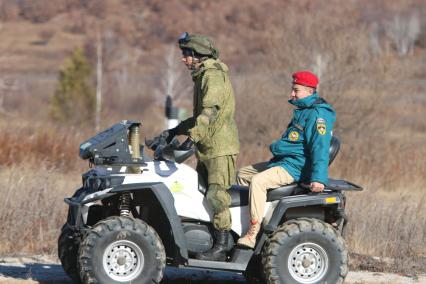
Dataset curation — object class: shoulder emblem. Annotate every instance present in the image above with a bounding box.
[289,131,300,141]
[316,118,327,135]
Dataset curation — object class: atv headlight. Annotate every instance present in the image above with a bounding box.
[83,176,123,192]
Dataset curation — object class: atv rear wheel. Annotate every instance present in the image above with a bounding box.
[78,216,165,284]
[262,218,348,284]
[58,224,82,283]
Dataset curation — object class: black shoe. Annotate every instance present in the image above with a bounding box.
[196,230,229,261]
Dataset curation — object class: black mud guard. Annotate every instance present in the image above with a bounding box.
[111,182,189,260]
[254,192,342,254]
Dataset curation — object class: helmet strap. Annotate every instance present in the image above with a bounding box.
[190,50,202,70]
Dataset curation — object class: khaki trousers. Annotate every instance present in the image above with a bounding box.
[237,162,294,222]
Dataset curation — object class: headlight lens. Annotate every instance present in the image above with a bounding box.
[83,175,123,192]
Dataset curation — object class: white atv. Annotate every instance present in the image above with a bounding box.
[58,120,362,284]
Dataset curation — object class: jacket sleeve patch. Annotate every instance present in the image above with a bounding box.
[316,118,327,135]
[288,131,300,141]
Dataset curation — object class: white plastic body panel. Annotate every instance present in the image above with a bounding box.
[107,161,275,236]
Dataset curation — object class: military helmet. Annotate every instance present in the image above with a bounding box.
[178,32,219,59]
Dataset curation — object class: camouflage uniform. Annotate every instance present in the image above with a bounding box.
[175,56,239,231]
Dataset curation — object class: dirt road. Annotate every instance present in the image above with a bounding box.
[0,255,425,284]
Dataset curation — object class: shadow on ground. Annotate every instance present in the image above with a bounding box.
[0,262,71,284]
[0,262,248,283]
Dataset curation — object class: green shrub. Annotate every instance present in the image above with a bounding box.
[49,48,95,125]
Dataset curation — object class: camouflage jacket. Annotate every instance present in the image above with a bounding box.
[175,58,239,161]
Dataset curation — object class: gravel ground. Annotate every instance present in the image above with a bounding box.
[0,255,425,284]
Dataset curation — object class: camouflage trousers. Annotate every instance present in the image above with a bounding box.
[197,155,237,231]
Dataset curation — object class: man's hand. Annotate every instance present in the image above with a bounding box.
[310,182,325,192]
[177,137,194,150]
[145,137,160,150]
[145,128,177,150]
[161,128,177,144]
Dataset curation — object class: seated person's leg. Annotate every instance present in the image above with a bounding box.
[236,161,270,186]
[250,166,294,222]
[238,166,294,248]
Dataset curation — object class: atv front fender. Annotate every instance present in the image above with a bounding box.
[111,182,189,261]
[64,183,189,262]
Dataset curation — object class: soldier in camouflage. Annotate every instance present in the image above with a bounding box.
[163,32,239,261]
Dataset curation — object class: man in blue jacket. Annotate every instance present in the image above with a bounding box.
[237,71,336,248]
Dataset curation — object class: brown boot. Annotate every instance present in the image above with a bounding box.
[237,220,261,249]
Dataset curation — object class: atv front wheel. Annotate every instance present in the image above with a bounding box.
[78,216,165,284]
[262,218,348,284]
[58,224,82,283]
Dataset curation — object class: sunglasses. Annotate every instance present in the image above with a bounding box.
[178,32,190,44]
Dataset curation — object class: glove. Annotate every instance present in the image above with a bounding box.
[161,128,177,144]
[145,136,161,150]
[146,128,178,151]
[177,137,194,151]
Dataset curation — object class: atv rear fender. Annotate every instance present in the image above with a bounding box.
[254,192,345,254]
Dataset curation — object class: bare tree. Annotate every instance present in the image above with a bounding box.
[111,46,143,100]
[159,46,191,104]
[95,30,102,132]
[87,28,145,112]
[369,22,382,56]
[0,76,19,115]
[311,53,329,92]
[385,13,421,56]
[152,46,193,128]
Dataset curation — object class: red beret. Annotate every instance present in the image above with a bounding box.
[292,71,319,88]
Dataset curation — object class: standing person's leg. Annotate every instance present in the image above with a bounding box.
[196,160,208,191]
[206,155,236,231]
[197,155,236,261]
[236,162,269,186]
[238,166,294,248]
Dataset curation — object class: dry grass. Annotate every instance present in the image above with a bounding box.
[347,189,426,258]
[0,121,84,254]
[0,163,79,254]
[0,120,87,170]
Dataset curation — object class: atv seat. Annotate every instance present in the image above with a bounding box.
[204,137,341,206]
[229,183,304,207]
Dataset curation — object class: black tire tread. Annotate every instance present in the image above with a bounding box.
[58,224,82,284]
[262,218,348,284]
[78,216,165,284]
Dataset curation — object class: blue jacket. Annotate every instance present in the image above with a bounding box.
[268,92,336,184]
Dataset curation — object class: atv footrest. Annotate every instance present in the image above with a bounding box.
[186,249,253,272]
[230,248,254,264]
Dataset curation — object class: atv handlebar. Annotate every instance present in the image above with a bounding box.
[145,135,195,163]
